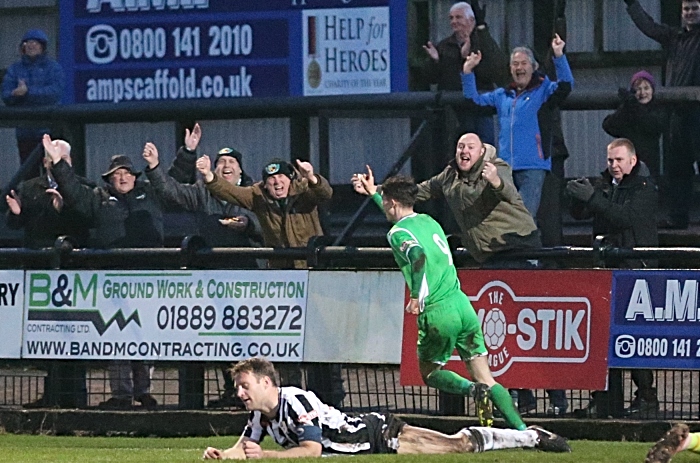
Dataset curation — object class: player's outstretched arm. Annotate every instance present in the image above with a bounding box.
[203,435,248,460]
[244,439,322,459]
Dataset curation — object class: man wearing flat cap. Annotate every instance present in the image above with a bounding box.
[43,134,163,411]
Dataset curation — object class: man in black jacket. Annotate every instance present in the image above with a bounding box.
[422,1,508,145]
[6,146,91,409]
[567,137,659,418]
[44,135,162,410]
[623,0,700,229]
[6,147,91,250]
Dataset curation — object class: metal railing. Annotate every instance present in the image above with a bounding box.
[0,240,698,418]
[0,234,698,270]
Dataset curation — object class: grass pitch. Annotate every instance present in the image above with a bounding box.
[0,434,696,463]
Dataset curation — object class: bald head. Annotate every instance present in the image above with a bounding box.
[454,133,485,172]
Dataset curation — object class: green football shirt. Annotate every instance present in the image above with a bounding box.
[373,193,460,309]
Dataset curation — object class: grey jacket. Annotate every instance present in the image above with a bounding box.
[145,163,262,248]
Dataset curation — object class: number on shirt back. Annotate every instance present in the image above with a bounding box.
[433,234,453,266]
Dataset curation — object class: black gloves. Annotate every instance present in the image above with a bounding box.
[566,178,595,202]
[617,87,638,104]
[470,0,487,26]
[623,0,635,6]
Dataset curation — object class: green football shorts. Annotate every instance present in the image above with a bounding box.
[416,291,487,364]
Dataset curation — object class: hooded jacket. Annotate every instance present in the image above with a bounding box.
[1,35,64,141]
[416,143,540,263]
[461,55,573,171]
[205,170,332,269]
[569,162,658,268]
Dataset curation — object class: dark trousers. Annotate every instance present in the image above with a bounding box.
[537,156,565,247]
[667,107,700,225]
[631,369,656,400]
[591,368,656,417]
[41,362,87,408]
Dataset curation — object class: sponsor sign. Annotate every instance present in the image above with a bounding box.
[0,271,24,359]
[59,0,407,103]
[22,270,308,361]
[610,271,700,369]
[401,270,612,389]
[302,8,391,95]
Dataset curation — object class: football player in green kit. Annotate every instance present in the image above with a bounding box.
[352,170,526,432]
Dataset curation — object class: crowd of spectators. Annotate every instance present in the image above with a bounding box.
[1,0,697,417]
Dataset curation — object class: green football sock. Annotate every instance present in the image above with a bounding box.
[424,369,474,396]
[490,383,526,430]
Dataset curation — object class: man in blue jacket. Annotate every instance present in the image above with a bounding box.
[461,34,573,217]
[1,29,64,178]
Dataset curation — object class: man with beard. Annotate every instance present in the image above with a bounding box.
[354,133,539,267]
[202,357,570,459]
[352,136,544,430]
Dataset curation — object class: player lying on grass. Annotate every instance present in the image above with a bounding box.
[351,171,527,430]
[202,357,570,459]
[647,424,700,463]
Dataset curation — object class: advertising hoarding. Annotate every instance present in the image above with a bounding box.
[609,270,700,369]
[59,0,407,103]
[400,270,613,389]
[23,270,308,361]
[0,271,25,359]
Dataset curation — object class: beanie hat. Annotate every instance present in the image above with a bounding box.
[630,70,655,91]
[215,147,243,169]
[262,158,295,182]
[21,29,49,47]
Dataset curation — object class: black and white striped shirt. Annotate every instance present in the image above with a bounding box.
[242,386,380,454]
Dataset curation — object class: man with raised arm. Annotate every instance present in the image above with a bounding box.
[196,155,332,270]
[351,172,544,433]
[461,34,573,217]
[43,135,161,411]
[354,133,539,266]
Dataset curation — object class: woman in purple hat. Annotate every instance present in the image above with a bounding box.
[602,70,668,180]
